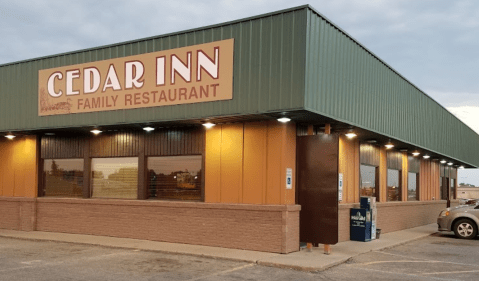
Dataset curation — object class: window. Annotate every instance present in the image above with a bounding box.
[360,165,376,198]
[387,169,401,201]
[407,172,418,201]
[148,155,202,201]
[408,156,419,201]
[450,178,456,200]
[91,157,138,199]
[43,159,84,197]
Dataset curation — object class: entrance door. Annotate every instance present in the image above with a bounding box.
[297,134,339,245]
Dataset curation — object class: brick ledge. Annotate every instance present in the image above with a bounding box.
[27,197,301,212]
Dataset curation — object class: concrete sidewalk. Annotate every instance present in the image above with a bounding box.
[0,223,439,272]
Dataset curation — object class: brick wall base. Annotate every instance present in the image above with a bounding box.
[339,200,452,242]
[0,197,36,231]
[4,197,455,249]
[1,198,299,254]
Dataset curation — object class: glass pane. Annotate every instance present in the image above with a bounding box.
[360,165,376,197]
[148,155,202,201]
[387,169,400,201]
[408,172,417,201]
[91,157,138,199]
[44,159,84,197]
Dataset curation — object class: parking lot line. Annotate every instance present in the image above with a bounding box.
[363,260,443,266]
[375,250,479,268]
[421,270,479,275]
[185,263,256,281]
[352,266,463,281]
[0,265,35,273]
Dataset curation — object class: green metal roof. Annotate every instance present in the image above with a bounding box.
[0,6,308,132]
[302,6,479,168]
[1,5,479,167]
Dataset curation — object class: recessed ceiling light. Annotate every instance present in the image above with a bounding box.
[91,129,102,135]
[143,127,155,132]
[5,134,15,140]
[277,117,291,123]
[385,140,394,149]
[345,132,357,139]
[202,122,215,129]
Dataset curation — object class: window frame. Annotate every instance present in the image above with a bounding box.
[359,164,379,200]
[407,172,419,201]
[146,154,204,202]
[41,158,85,198]
[90,156,140,199]
[386,168,402,202]
[38,127,205,201]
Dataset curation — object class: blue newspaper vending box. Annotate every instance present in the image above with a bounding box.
[360,196,377,240]
[360,197,372,210]
[350,208,372,242]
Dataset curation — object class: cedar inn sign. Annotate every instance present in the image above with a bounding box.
[38,39,234,116]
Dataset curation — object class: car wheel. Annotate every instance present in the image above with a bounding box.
[453,219,478,239]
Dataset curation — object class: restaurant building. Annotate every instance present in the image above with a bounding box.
[1,5,478,253]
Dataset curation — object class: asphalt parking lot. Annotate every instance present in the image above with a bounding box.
[323,232,479,280]
[0,232,477,280]
[0,237,311,281]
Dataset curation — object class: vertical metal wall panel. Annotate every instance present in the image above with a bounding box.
[387,151,402,170]
[144,127,204,156]
[41,136,85,159]
[0,7,307,133]
[40,128,203,158]
[360,143,380,167]
[89,131,141,157]
[304,8,479,167]
[408,156,420,173]
[451,168,457,179]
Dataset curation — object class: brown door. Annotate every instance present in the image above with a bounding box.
[297,134,339,245]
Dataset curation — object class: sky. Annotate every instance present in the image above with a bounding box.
[1,0,479,185]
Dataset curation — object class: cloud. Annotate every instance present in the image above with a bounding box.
[427,91,479,107]
[458,168,479,186]
[447,106,479,134]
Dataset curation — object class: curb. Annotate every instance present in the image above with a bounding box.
[0,227,438,273]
